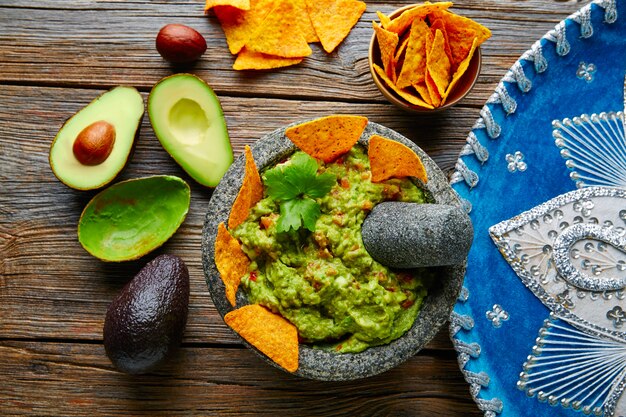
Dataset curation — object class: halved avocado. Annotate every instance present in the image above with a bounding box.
[78,175,190,262]
[49,86,144,190]
[148,74,233,187]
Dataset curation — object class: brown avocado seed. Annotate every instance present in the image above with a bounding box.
[73,120,116,166]
[156,24,207,64]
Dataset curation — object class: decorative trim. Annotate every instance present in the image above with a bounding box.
[552,111,626,189]
[449,1,619,415]
[449,0,618,214]
[451,288,504,416]
[518,314,626,417]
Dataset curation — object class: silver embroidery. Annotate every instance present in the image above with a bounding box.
[506,151,527,173]
[486,304,510,328]
[576,61,597,82]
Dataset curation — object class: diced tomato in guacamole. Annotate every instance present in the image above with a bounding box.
[232,145,430,353]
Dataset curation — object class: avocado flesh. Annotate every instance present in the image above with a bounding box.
[49,86,144,190]
[148,74,233,187]
[78,175,190,262]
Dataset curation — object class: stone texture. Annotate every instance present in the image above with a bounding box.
[362,203,474,268]
[201,120,466,381]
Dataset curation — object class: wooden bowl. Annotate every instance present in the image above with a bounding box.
[368,4,482,113]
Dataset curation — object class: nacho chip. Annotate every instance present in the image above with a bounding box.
[215,222,251,306]
[438,9,491,66]
[412,82,432,106]
[229,145,263,228]
[377,10,391,29]
[368,135,428,183]
[386,2,452,34]
[373,22,399,81]
[396,18,430,89]
[285,115,368,162]
[306,0,366,53]
[233,48,304,70]
[442,37,478,105]
[293,0,319,43]
[205,0,250,12]
[373,64,434,109]
[215,0,275,55]
[429,17,453,64]
[427,29,451,96]
[246,0,312,58]
[424,69,442,107]
[394,33,410,62]
[225,304,299,372]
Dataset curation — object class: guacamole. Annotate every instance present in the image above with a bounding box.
[232,145,429,353]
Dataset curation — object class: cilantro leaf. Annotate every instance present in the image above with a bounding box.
[276,199,303,232]
[276,198,321,233]
[264,152,336,233]
[304,171,335,198]
[297,198,321,231]
[264,166,299,200]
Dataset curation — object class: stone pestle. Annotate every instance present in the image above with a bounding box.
[361,202,474,268]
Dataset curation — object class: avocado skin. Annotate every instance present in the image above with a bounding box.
[103,254,189,374]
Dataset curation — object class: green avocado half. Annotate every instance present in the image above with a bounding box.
[78,175,190,262]
[49,86,144,190]
[148,74,233,188]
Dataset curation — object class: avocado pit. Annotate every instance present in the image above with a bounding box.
[73,120,116,166]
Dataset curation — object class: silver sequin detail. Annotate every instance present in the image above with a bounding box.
[553,224,626,291]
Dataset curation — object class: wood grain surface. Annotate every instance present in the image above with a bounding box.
[0,0,591,415]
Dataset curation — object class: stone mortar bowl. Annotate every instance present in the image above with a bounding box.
[202,120,466,381]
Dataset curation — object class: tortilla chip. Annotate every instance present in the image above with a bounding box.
[427,29,451,96]
[442,37,478,105]
[438,9,491,66]
[368,135,428,183]
[373,64,434,109]
[246,1,312,58]
[413,82,432,106]
[225,304,299,372]
[377,10,391,29]
[285,115,368,162]
[306,0,366,53]
[215,0,275,55]
[293,0,319,43]
[215,222,251,306]
[233,47,304,70]
[373,22,399,81]
[386,2,452,34]
[395,18,430,89]
[394,33,410,62]
[205,0,250,12]
[229,145,263,228]
[429,17,453,64]
[424,69,442,107]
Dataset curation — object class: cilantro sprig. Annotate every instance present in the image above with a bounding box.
[264,152,336,233]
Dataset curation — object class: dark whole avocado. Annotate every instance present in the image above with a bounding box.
[104,254,189,374]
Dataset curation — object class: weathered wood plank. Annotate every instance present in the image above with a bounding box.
[0,1,595,414]
[0,340,480,416]
[0,85,470,346]
[0,0,591,104]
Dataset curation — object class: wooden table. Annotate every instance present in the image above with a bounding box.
[0,1,591,415]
